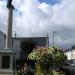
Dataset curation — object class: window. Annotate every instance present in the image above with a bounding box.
[2,56,10,68]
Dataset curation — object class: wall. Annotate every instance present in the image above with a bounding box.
[71,50,75,60]
[12,37,48,59]
[12,39,21,59]
[0,31,5,49]
[65,51,72,60]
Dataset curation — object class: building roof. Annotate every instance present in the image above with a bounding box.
[13,36,49,40]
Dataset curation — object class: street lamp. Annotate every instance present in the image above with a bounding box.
[47,33,49,47]
[53,31,57,45]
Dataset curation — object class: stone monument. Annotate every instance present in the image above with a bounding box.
[0,0,16,75]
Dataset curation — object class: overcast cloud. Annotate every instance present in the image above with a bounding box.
[0,0,75,47]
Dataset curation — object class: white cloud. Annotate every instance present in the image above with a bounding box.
[52,0,75,26]
[0,0,75,47]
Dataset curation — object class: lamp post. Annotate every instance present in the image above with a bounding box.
[47,33,49,47]
[53,31,57,45]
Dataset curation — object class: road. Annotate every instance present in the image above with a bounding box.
[60,66,75,75]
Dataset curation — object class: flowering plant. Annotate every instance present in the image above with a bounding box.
[28,46,66,66]
[28,46,67,74]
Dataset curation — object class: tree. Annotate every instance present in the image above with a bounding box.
[28,47,67,75]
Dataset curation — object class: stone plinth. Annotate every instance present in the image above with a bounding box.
[0,69,13,75]
[0,48,16,75]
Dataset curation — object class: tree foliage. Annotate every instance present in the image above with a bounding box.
[28,46,67,69]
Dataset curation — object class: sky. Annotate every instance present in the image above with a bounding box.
[0,0,75,48]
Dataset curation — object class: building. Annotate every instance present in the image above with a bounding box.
[12,37,49,59]
[0,31,5,49]
[0,30,49,59]
[64,49,75,63]
[65,50,72,60]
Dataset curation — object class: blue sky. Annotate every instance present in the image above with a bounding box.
[39,0,60,5]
